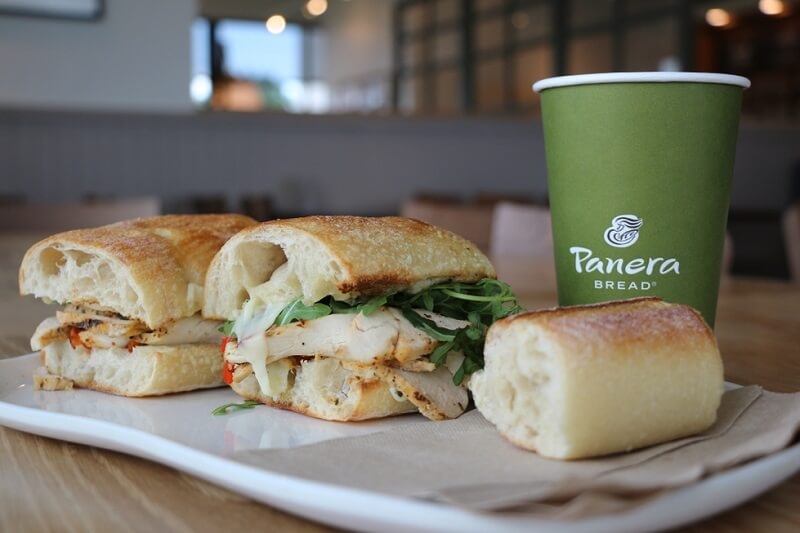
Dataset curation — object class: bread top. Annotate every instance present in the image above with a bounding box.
[203,216,496,319]
[20,214,256,328]
[488,297,717,357]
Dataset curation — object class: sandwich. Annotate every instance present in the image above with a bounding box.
[470,298,724,459]
[20,214,257,396]
[203,215,523,421]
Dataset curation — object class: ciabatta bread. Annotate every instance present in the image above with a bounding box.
[20,214,256,328]
[470,298,724,460]
[41,340,224,396]
[203,216,496,320]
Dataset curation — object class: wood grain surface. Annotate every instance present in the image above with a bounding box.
[1,242,798,532]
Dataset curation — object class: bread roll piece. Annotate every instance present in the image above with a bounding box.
[20,214,256,328]
[204,215,495,320]
[42,340,224,396]
[470,298,723,460]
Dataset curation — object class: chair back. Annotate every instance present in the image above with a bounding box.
[783,203,800,282]
[721,232,734,277]
[490,202,553,258]
[0,197,161,233]
[401,199,493,252]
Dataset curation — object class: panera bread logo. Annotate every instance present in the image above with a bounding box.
[603,214,642,248]
[569,213,680,291]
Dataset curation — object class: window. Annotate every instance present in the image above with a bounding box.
[191,18,326,113]
[216,20,302,82]
[393,0,690,116]
[397,1,464,114]
[191,20,212,105]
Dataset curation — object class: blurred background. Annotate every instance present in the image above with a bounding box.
[0,0,798,279]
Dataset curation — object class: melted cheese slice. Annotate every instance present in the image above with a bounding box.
[228,300,287,397]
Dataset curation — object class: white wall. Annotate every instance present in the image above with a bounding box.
[0,0,194,112]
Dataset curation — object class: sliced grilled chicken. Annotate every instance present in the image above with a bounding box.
[135,315,223,345]
[368,362,469,420]
[234,308,469,368]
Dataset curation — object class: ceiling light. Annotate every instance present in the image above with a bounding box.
[266,15,286,34]
[190,74,212,105]
[759,0,785,15]
[705,8,732,27]
[306,0,328,17]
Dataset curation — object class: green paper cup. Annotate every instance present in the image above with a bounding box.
[533,72,750,327]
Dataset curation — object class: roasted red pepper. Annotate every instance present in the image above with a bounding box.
[222,362,234,385]
[220,337,235,383]
[68,327,88,350]
[220,336,233,354]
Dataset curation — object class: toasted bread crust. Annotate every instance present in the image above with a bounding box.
[204,216,496,319]
[20,214,256,328]
[493,297,716,356]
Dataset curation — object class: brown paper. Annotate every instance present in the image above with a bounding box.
[232,386,800,518]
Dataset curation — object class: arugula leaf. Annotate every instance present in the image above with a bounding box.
[400,309,458,342]
[422,292,434,311]
[211,400,261,416]
[357,295,388,316]
[429,340,454,365]
[328,298,360,314]
[387,278,524,383]
[218,320,236,338]
[452,364,466,386]
[323,295,387,316]
[275,300,332,326]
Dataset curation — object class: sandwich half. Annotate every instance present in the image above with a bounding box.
[20,214,256,396]
[203,216,523,421]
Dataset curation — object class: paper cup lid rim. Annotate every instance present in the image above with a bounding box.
[532,72,751,92]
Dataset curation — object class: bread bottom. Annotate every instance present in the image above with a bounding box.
[42,340,224,396]
[231,358,417,422]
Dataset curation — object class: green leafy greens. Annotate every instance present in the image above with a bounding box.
[211,400,262,416]
[275,300,332,326]
[219,278,524,386]
[387,279,525,384]
[218,320,236,337]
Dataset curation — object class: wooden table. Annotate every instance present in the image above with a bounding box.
[1,238,799,532]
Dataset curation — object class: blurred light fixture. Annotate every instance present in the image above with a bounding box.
[759,0,785,15]
[658,56,682,72]
[511,10,530,30]
[266,14,286,34]
[306,0,328,17]
[705,8,732,27]
[190,74,212,105]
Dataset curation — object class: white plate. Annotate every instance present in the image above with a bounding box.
[1,353,799,533]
